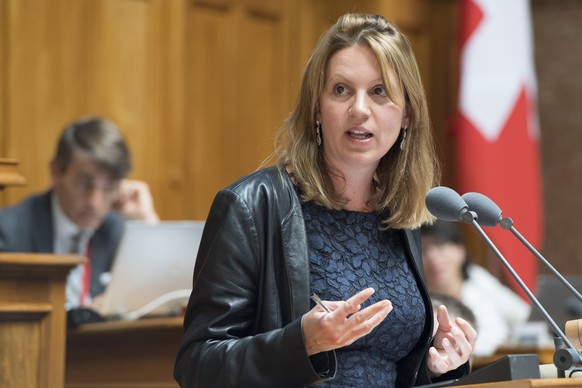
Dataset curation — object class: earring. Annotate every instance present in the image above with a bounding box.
[315,121,322,146]
[400,126,407,150]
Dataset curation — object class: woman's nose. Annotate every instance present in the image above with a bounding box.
[349,92,370,119]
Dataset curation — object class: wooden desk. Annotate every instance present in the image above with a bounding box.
[64,318,582,388]
[0,253,85,388]
[65,316,184,388]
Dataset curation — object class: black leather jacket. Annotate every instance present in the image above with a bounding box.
[174,166,469,387]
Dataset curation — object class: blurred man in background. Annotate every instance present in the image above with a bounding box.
[0,116,158,310]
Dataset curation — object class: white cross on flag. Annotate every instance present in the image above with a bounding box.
[454,0,543,299]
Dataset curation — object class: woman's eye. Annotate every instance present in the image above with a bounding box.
[334,85,346,94]
[372,86,387,96]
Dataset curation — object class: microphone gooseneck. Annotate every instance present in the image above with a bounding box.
[467,218,577,351]
[462,191,582,303]
[425,186,582,373]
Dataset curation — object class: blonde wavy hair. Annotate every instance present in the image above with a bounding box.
[272,13,440,229]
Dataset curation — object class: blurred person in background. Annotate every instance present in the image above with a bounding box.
[0,116,159,311]
[421,220,531,357]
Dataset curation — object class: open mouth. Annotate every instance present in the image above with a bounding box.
[347,130,373,140]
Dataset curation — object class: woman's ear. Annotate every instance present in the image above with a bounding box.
[402,104,411,128]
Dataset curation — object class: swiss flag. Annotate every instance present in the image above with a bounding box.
[454,0,543,300]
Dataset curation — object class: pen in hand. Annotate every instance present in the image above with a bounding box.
[311,293,331,313]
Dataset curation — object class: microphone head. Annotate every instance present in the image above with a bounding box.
[425,186,469,222]
[462,192,502,227]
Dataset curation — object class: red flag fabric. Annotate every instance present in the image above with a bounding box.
[454,0,543,300]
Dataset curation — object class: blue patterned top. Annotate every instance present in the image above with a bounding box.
[302,200,426,387]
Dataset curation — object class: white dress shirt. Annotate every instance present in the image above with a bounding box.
[51,194,94,310]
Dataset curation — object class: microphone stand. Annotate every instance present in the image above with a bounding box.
[461,211,582,376]
[499,217,582,302]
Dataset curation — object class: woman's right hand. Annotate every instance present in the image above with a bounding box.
[302,288,393,356]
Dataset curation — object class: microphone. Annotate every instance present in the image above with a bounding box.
[460,192,502,227]
[461,192,582,303]
[426,187,582,372]
[425,186,476,224]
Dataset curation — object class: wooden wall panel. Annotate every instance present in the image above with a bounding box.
[155,1,188,220]
[0,0,186,219]
[71,0,188,221]
[0,0,5,155]
[0,0,441,221]
[83,0,165,200]
[184,0,291,219]
[186,4,236,219]
[0,0,468,223]
[1,0,86,205]
[236,9,290,174]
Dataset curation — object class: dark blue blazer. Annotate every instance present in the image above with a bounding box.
[0,190,124,297]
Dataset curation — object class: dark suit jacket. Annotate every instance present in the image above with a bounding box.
[0,190,124,297]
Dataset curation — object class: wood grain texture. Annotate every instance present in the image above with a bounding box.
[0,0,580,271]
[0,253,84,388]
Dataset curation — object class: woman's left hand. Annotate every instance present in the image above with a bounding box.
[427,305,477,376]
